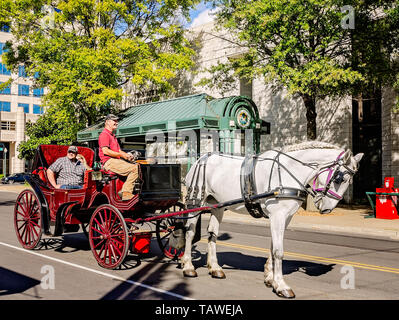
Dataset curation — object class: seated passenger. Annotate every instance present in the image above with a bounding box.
[76,154,92,170]
[47,145,86,189]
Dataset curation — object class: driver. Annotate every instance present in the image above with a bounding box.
[98,114,139,201]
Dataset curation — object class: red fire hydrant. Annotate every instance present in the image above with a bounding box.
[376,177,399,219]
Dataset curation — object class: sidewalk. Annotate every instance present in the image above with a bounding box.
[222,206,399,240]
[2,183,399,240]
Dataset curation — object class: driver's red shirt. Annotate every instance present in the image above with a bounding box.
[98,128,120,164]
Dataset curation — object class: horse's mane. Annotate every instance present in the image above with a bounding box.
[281,141,341,152]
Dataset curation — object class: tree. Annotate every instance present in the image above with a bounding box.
[0,0,199,121]
[201,0,396,140]
[0,0,200,158]
[348,1,398,102]
[17,107,84,160]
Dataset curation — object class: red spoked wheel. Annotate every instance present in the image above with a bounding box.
[14,189,42,249]
[156,202,186,260]
[89,204,129,269]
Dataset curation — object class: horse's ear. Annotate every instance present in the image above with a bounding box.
[353,153,364,163]
[343,150,352,163]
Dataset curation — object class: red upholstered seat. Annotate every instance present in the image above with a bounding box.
[32,145,95,189]
[39,145,94,168]
[82,170,93,189]
[32,167,47,183]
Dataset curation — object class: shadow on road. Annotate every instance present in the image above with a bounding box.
[0,266,41,298]
[100,255,191,300]
[191,250,335,277]
[0,199,16,207]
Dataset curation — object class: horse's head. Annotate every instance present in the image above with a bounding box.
[312,150,363,214]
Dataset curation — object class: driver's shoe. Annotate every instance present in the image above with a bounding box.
[122,192,134,201]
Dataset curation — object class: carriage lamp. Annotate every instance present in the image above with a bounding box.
[91,171,103,181]
[91,161,103,180]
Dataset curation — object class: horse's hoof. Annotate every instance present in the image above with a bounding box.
[183,270,198,278]
[210,270,226,279]
[274,288,296,299]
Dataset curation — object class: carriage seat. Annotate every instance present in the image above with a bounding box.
[32,167,48,183]
[33,167,92,190]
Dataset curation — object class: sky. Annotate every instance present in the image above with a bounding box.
[188,1,218,28]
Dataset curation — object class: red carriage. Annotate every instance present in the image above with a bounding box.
[13,144,190,269]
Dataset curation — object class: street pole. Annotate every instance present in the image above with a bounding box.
[0,143,4,177]
[4,147,7,177]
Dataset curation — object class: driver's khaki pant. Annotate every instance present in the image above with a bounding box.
[104,158,138,193]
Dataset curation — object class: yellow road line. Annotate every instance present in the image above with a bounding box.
[199,239,399,275]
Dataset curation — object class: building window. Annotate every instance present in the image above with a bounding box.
[0,43,8,55]
[0,24,10,33]
[33,104,43,114]
[0,101,11,112]
[18,84,30,96]
[18,103,29,113]
[18,66,27,78]
[239,78,253,99]
[33,87,44,97]
[0,63,11,75]
[0,121,15,130]
[0,83,11,95]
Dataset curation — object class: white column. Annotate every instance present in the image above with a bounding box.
[14,106,25,173]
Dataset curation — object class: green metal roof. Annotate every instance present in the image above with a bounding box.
[77,93,266,142]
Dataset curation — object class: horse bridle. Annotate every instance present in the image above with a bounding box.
[311,151,357,202]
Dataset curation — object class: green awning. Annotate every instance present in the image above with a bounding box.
[77,93,269,142]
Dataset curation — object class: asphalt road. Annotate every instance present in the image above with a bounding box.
[1,189,399,302]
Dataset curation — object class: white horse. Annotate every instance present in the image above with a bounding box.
[181,141,363,299]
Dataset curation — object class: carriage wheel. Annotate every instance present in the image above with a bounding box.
[156,202,186,260]
[89,205,129,269]
[14,189,42,249]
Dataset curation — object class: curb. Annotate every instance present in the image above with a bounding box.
[284,222,399,241]
[0,185,31,194]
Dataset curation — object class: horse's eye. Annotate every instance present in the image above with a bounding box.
[334,172,345,184]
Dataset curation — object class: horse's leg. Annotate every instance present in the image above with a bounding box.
[265,213,294,288]
[181,214,200,277]
[207,207,226,279]
[264,241,273,287]
[269,213,295,298]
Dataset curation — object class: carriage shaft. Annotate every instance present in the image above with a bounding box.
[134,191,279,224]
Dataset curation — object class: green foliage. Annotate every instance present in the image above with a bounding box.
[0,0,200,158]
[17,107,85,160]
[201,0,398,138]
[206,0,362,97]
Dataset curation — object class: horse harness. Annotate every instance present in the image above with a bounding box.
[240,154,308,218]
[185,150,357,219]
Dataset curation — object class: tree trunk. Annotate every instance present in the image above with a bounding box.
[302,94,317,140]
